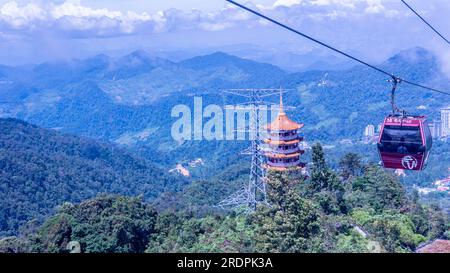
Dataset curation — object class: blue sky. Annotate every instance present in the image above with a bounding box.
[0,0,449,70]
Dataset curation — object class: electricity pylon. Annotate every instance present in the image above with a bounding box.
[217,88,292,213]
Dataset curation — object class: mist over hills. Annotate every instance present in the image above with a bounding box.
[0,46,449,173]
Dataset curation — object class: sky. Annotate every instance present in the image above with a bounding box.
[0,0,450,70]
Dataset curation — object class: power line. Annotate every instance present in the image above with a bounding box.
[225,0,450,97]
[401,0,450,46]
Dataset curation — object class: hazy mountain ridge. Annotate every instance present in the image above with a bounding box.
[0,47,449,175]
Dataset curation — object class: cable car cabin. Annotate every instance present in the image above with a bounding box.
[377,115,432,171]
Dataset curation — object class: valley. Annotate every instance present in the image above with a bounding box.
[0,47,449,252]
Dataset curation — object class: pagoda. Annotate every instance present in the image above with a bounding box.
[263,91,306,171]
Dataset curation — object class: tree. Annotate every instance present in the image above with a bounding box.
[252,171,322,252]
[0,237,31,253]
[427,204,447,239]
[372,217,402,252]
[307,143,347,214]
[335,232,370,253]
[355,165,406,211]
[30,195,158,253]
[33,213,74,253]
[408,190,431,236]
[146,213,255,253]
[339,153,362,180]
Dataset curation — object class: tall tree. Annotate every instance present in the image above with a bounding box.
[339,153,362,180]
[356,165,406,211]
[31,195,158,253]
[253,171,322,253]
[308,143,347,214]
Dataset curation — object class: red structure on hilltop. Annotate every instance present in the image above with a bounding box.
[263,92,306,171]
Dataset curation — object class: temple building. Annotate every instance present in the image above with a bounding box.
[263,92,306,171]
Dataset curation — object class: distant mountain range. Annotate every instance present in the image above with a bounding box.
[0,47,449,171]
[152,44,359,72]
[1,47,449,237]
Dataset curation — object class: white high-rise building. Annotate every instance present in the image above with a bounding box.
[429,123,435,138]
[433,120,443,138]
[441,107,450,137]
[429,121,443,139]
[364,124,375,138]
[377,123,382,133]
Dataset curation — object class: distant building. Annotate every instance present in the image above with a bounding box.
[417,105,427,110]
[416,239,450,253]
[322,145,336,149]
[433,175,450,193]
[429,122,435,137]
[394,169,406,177]
[415,187,436,195]
[299,141,311,150]
[363,124,377,144]
[441,106,450,137]
[340,139,353,145]
[364,124,375,138]
[428,119,443,139]
[376,123,382,133]
[434,177,450,187]
[364,124,375,137]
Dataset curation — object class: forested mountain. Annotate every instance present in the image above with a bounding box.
[0,47,448,196]
[1,144,447,253]
[0,118,187,237]
[1,47,448,142]
[0,48,449,245]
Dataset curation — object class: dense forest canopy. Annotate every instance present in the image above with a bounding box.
[1,142,448,253]
[0,118,187,237]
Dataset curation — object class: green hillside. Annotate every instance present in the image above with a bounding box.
[1,143,447,253]
[0,118,187,237]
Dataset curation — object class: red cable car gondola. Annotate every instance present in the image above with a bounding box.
[377,77,433,171]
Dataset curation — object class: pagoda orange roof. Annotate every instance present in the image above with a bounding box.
[266,113,304,131]
[264,138,303,145]
[265,151,304,158]
[265,89,303,131]
[263,163,306,171]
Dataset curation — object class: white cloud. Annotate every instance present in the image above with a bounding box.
[310,0,356,8]
[0,1,261,36]
[0,1,46,27]
[0,0,445,40]
[51,2,121,19]
[0,0,155,36]
[365,0,385,14]
[0,0,450,66]
[273,0,303,7]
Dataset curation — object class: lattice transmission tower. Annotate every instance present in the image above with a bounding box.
[217,88,292,213]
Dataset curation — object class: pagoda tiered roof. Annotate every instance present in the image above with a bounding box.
[263,162,306,171]
[265,151,304,159]
[265,91,303,131]
[263,137,303,145]
[265,113,304,131]
[262,89,306,172]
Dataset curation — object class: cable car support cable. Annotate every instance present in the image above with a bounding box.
[401,0,450,46]
[388,77,406,116]
[225,0,450,97]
